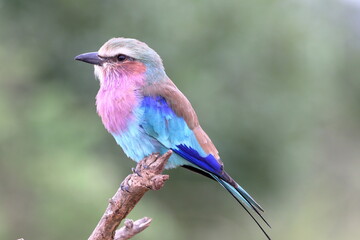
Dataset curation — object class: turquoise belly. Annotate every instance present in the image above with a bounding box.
[112,120,188,169]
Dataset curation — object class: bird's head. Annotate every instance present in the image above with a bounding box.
[75,38,166,87]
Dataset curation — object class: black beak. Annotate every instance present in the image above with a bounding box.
[74,52,103,66]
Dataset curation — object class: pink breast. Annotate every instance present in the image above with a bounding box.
[96,87,139,133]
[95,62,146,134]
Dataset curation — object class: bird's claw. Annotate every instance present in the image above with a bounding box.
[132,167,142,177]
[120,183,130,192]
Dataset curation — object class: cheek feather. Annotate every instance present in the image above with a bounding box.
[120,61,147,75]
[98,61,147,89]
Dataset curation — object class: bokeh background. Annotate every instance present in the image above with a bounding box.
[1,0,360,239]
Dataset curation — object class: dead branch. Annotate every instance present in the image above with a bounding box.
[88,151,172,240]
[114,217,152,240]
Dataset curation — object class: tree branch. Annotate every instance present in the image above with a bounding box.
[114,217,152,240]
[88,151,172,240]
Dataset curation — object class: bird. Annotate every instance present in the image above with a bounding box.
[75,37,270,239]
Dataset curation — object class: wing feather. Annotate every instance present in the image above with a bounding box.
[142,79,221,162]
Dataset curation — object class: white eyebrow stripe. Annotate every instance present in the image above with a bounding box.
[99,47,135,58]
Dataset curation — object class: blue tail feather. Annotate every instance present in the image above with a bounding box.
[172,144,271,239]
[236,184,264,212]
[211,174,271,240]
[210,174,271,227]
[173,144,223,175]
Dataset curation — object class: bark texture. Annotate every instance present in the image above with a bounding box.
[88,151,172,240]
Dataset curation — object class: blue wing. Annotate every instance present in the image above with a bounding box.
[140,96,210,167]
[141,96,223,172]
[140,95,271,239]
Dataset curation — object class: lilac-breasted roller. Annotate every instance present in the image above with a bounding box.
[75,38,270,239]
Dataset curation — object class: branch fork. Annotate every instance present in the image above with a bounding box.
[88,151,172,240]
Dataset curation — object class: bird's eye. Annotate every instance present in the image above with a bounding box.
[117,54,127,62]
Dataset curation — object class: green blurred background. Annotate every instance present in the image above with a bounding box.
[1,0,360,239]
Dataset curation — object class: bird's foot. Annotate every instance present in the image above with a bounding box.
[145,153,161,168]
[132,167,142,177]
[120,182,130,192]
